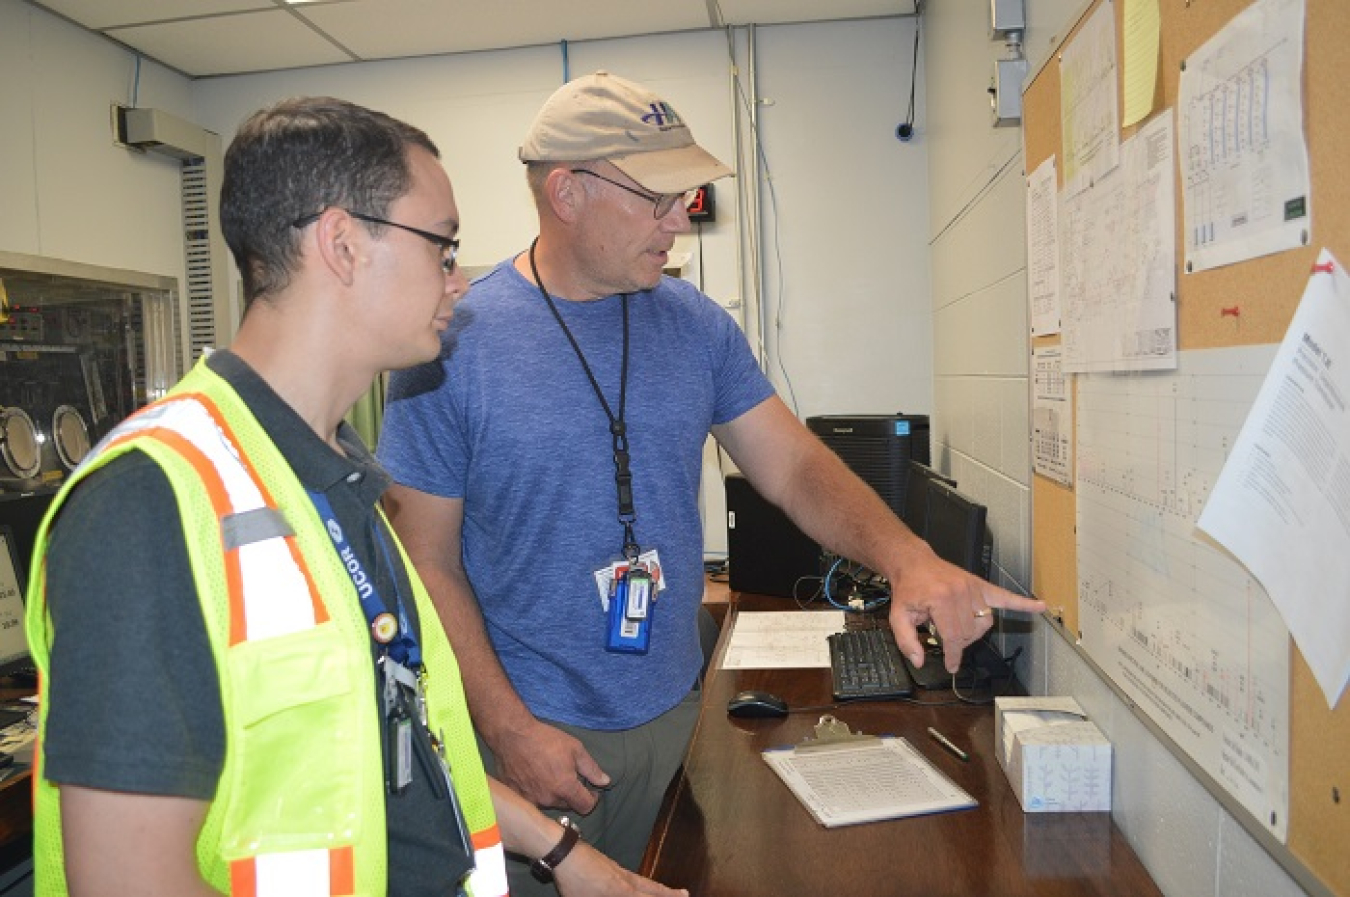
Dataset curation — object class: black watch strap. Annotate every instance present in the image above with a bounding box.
[530,816,582,883]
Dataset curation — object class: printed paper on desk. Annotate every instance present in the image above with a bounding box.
[720,610,845,669]
[1197,247,1350,708]
[763,735,976,828]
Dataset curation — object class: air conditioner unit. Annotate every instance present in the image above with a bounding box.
[113,105,217,160]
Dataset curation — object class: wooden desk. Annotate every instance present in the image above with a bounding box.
[641,595,1162,897]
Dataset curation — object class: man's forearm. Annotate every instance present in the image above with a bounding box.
[422,564,537,746]
[773,439,923,579]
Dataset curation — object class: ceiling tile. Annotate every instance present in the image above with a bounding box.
[27,0,916,78]
[33,0,270,31]
[106,10,355,77]
[715,0,915,26]
[302,0,713,60]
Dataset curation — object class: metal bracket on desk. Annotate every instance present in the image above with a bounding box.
[795,715,878,753]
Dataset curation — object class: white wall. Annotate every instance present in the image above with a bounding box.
[0,1,197,286]
[0,0,1325,892]
[749,19,931,420]
[923,2,1310,896]
[2,4,928,559]
[189,35,744,299]
[188,17,929,559]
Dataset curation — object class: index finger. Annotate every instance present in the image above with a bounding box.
[981,583,1046,614]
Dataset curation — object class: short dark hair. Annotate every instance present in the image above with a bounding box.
[525,160,579,206]
[220,96,440,305]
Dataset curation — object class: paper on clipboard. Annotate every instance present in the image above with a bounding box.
[762,716,976,828]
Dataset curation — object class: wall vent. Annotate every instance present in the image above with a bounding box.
[182,159,217,361]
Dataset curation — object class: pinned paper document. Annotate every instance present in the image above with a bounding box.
[1198,247,1350,708]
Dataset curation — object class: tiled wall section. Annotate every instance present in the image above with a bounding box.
[925,1,1314,894]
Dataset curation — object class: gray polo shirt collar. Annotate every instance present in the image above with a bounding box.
[203,350,391,506]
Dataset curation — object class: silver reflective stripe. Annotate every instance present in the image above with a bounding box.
[222,507,295,551]
[102,395,318,641]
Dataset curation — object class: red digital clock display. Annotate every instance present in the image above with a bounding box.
[688,183,715,223]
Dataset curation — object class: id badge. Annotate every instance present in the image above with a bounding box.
[386,704,413,794]
[593,548,666,610]
[605,563,654,654]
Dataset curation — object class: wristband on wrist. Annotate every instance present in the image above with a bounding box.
[530,815,582,883]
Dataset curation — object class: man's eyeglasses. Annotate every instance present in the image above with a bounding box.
[292,209,459,273]
[569,169,696,220]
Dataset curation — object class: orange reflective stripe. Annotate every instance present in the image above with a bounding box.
[108,425,250,642]
[172,393,330,633]
[329,845,354,894]
[230,856,258,897]
[471,822,501,852]
[292,547,328,628]
[106,395,330,644]
[469,825,509,897]
[230,848,354,896]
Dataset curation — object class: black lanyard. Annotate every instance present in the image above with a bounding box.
[528,238,640,561]
[309,490,421,667]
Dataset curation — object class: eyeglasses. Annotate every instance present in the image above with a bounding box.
[292,209,459,273]
[569,169,696,220]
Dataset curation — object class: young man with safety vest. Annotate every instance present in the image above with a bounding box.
[24,96,686,897]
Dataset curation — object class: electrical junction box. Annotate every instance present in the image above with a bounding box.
[990,0,1026,37]
[991,57,1029,127]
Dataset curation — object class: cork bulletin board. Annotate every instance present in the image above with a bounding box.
[1023,1,1350,893]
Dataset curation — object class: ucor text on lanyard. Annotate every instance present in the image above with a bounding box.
[529,239,660,655]
[309,490,475,865]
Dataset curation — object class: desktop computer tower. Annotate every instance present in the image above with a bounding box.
[725,473,821,598]
[806,414,930,518]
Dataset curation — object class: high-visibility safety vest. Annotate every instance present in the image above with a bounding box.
[25,358,509,897]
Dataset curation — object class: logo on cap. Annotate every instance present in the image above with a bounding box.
[641,102,684,128]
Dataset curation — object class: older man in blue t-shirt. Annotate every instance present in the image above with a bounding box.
[378,71,1043,895]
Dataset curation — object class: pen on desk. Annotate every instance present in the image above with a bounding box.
[927,726,969,762]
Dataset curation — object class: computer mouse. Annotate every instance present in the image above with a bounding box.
[726,690,789,719]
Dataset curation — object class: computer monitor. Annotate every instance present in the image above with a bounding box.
[900,476,1007,688]
[923,479,992,580]
[901,460,958,537]
[0,525,31,680]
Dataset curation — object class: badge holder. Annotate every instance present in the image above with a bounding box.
[381,656,475,861]
[603,419,658,655]
[606,559,654,654]
[382,655,416,795]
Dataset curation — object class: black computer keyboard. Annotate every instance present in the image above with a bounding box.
[828,627,915,700]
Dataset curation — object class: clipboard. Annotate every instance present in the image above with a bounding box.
[761,716,977,828]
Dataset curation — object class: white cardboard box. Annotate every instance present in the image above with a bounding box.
[995,696,1112,813]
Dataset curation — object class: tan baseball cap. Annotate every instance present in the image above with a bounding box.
[519,71,733,195]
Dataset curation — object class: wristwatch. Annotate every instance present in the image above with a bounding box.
[530,816,582,883]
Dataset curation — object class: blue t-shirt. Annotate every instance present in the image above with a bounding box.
[379,259,774,729]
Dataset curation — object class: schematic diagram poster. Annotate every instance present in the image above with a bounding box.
[1060,110,1176,373]
[1076,345,1289,841]
[1180,0,1310,273]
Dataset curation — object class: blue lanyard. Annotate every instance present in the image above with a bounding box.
[309,490,421,667]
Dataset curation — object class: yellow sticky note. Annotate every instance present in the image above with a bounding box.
[1121,0,1161,128]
